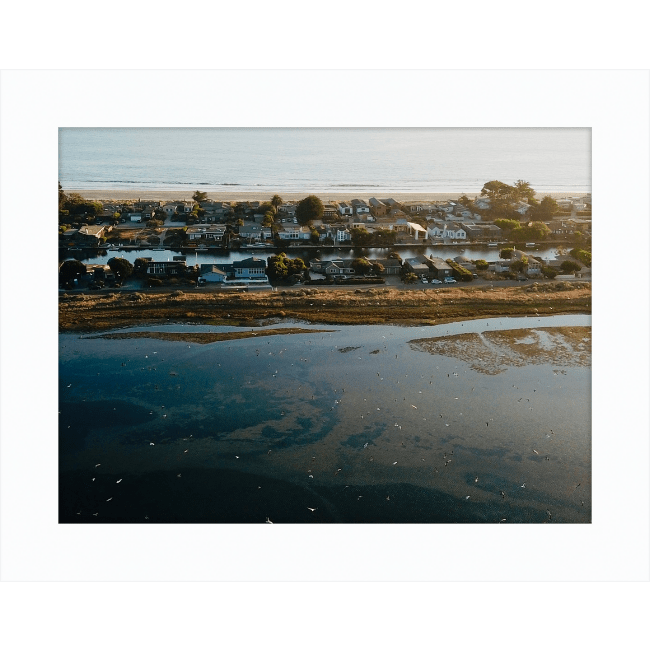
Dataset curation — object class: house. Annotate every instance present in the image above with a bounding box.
[128,213,143,222]
[322,259,355,275]
[335,227,351,242]
[435,202,455,214]
[232,257,268,279]
[452,204,473,218]
[427,222,467,241]
[404,255,431,276]
[407,222,428,241]
[474,197,491,210]
[186,225,227,242]
[163,203,180,217]
[322,204,338,219]
[84,264,115,282]
[337,202,354,216]
[350,199,370,214]
[199,264,228,283]
[369,198,389,217]
[461,223,502,241]
[514,201,531,215]
[367,257,402,275]
[77,225,106,245]
[278,203,297,217]
[239,224,264,243]
[146,260,187,276]
[428,257,454,279]
[278,224,310,240]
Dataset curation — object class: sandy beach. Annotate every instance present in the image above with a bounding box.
[73,190,577,203]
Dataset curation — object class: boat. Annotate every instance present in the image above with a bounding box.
[487,243,498,247]
[525,242,536,248]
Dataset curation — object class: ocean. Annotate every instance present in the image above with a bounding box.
[58,127,591,195]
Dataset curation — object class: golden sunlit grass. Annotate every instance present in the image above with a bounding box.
[59,282,591,332]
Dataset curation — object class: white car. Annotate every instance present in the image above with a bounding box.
[444,277,457,284]
[422,279,428,283]
[430,279,442,284]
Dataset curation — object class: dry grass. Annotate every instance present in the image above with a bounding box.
[59,282,591,333]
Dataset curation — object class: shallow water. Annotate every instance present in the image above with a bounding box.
[59,315,591,523]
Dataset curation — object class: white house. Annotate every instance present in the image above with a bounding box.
[337,202,354,216]
[278,224,311,240]
[350,199,370,214]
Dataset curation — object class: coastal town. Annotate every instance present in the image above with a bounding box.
[59,182,592,291]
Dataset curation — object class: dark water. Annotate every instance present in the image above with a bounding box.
[59,316,591,523]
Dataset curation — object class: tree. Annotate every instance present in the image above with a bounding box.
[350,227,373,247]
[271,195,283,211]
[500,248,515,259]
[531,196,559,220]
[351,258,372,275]
[481,180,515,201]
[513,180,536,202]
[192,191,208,203]
[371,262,385,276]
[388,251,402,261]
[541,266,559,279]
[107,257,134,280]
[510,260,527,273]
[59,260,86,282]
[402,272,418,284]
[560,260,581,274]
[267,253,306,281]
[494,218,521,232]
[570,248,591,267]
[296,195,324,225]
[474,259,489,270]
[458,194,472,207]
[59,183,68,211]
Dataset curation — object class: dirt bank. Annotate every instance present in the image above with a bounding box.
[59,283,591,333]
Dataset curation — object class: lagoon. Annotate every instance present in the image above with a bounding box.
[59,315,591,523]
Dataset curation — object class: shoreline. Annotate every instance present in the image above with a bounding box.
[68,190,583,203]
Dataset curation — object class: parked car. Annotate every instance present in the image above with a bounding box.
[430,279,442,284]
[422,279,428,283]
[444,277,457,284]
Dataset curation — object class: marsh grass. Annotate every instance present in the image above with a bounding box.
[59,283,591,332]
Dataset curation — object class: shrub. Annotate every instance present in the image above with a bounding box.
[445,259,473,281]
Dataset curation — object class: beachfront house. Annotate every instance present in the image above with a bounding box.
[369,198,389,217]
[163,203,181,217]
[350,199,370,214]
[337,202,354,216]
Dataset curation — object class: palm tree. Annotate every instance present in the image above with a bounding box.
[271,194,283,212]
